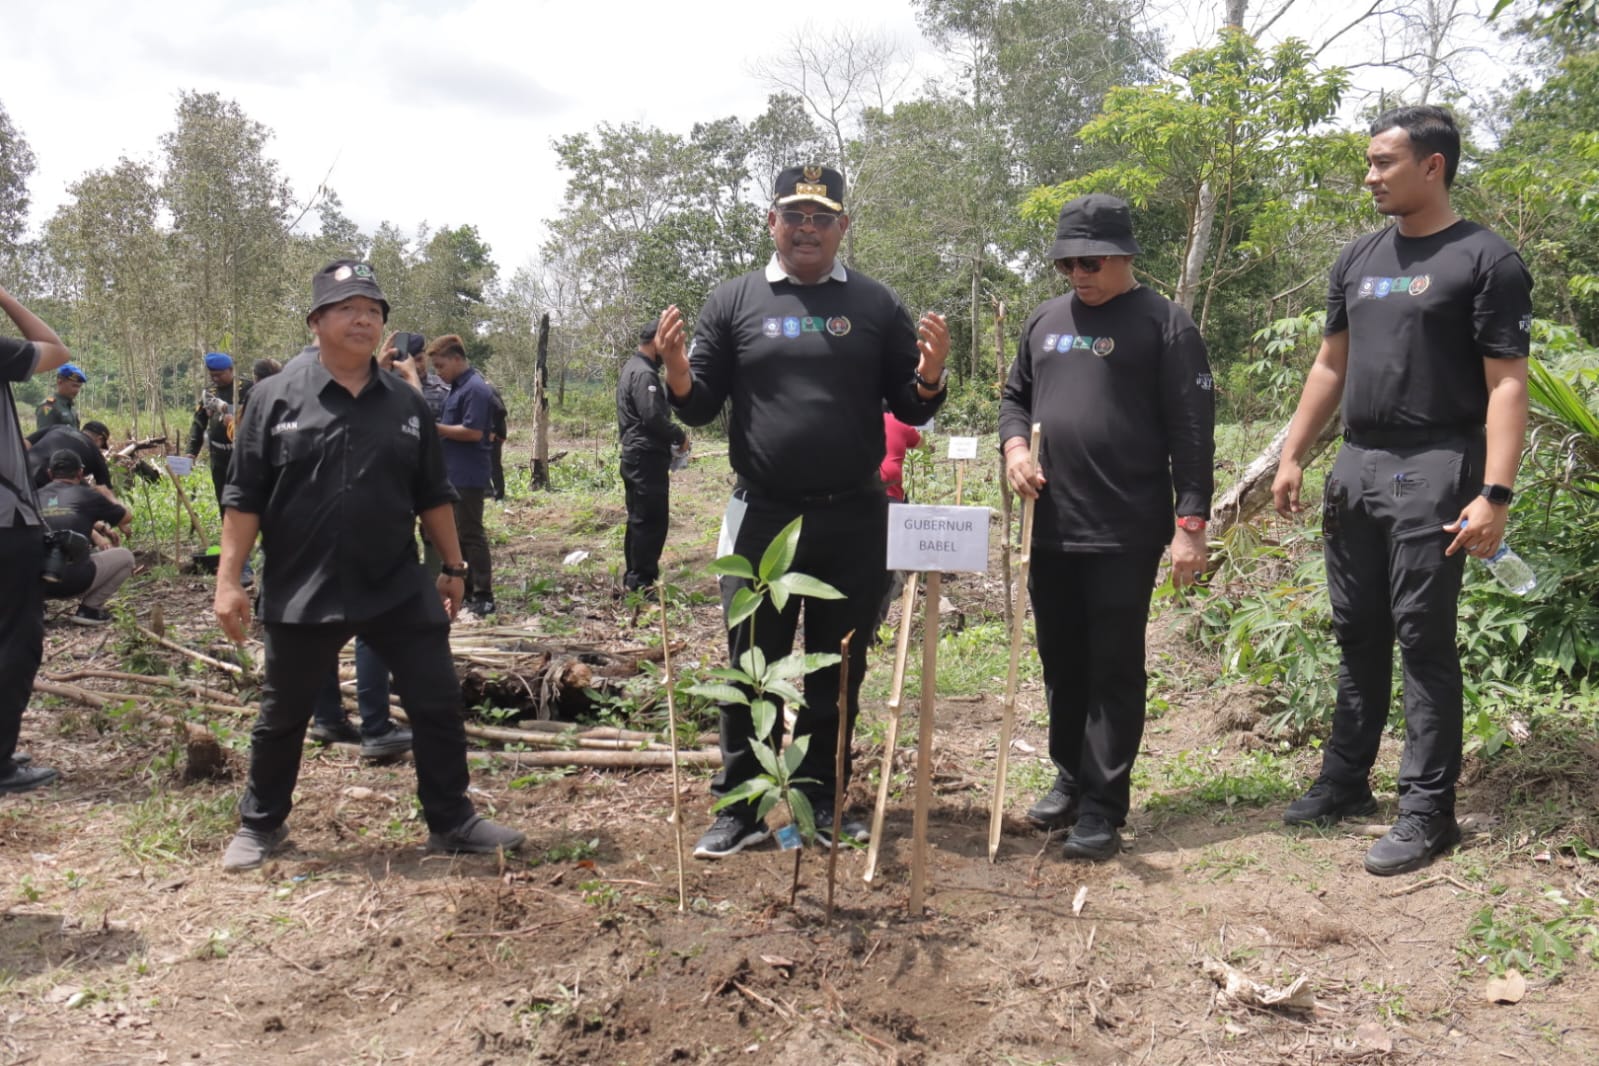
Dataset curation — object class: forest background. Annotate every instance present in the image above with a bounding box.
[1,0,1596,735]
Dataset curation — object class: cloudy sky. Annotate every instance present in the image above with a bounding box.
[3,0,1514,274]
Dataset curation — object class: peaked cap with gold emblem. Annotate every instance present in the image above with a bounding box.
[773,164,845,212]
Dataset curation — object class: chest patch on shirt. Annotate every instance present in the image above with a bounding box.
[768,316,837,340]
[1358,274,1431,299]
[402,414,421,440]
[1042,333,1115,356]
[826,316,851,336]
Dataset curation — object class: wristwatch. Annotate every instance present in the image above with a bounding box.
[915,366,948,393]
[1177,515,1207,533]
[440,562,470,578]
[1480,483,1514,505]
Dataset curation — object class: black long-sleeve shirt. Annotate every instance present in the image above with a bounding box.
[617,350,686,462]
[669,266,944,497]
[222,355,457,624]
[26,426,112,488]
[999,286,1215,553]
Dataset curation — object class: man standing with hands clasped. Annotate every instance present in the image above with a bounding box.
[616,321,688,592]
[1000,193,1215,861]
[1273,106,1532,876]
[214,260,523,871]
[655,164,950,858]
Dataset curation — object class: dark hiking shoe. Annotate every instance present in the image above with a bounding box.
[1282,781,1379,828]
[222,825,288,872]
[70,605,112,626]
[692,813,771,859]
[1026,779,1079,831]
[1061,815,1122,861]
[466,597,497,617]
[0,763,59,795]
[10,752,30,766]
[360,724,413,760]
[811,805,871,850]
[308,718,362,745]
[1363,811,1461,877]
[428,815,526,854]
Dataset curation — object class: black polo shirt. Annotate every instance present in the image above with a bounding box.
[222,354,458,625]
[27,425,112,489]
[38,481,127,539]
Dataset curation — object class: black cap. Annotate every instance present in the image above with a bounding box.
[49,450,83,478]
[774,165,845,211]
[307,260,390,323]
[82,420,110,442]
[639,322,658,344]
[1048,194,1141,260]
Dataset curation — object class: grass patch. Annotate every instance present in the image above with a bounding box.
[121,789,239,866]
[1143,747,1303,816]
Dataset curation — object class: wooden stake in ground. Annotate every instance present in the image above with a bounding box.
[826,629,854,923]
[656,583,687,912]
[908,570,941,916]
[988,422,1041,863]
[864,575,918,884]
[994,299,1014,634]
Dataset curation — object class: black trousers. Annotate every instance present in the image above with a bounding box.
[1029,546,1164,827]
[490,440,506,500]
[0,524,45,771]
[620,455,670,590]
[1316,437,1480,816]
[712,488,887,807]
[452,488,493,600]
[207,445,230,509]
[238,589,475,834]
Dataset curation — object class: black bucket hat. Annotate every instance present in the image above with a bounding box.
[307,260,391,323]
[1048,194,1142,260]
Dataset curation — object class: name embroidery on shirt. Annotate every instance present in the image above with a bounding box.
[270,421,299,436]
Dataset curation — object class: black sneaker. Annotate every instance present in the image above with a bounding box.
[71,605,113,626]
[1026,778,1078,830]
[10,752,30,767]
[811,805,871,850]
[308,719,362,745]
[692,813,771,859]
[0,763,59,794]
[428,815,526,854]
[1061,814,1122,860]
[1282,781,1378,827]
[360,724,413,759]
[467,597,496,617]
[1363,811,1461,877]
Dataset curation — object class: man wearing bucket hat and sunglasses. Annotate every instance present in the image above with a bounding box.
[1000,193,1215,861]
[213,259,524,871]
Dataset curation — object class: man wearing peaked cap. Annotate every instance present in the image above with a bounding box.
[1000,193,1215,862]
[654,164,951,860]
[187,351,253,518]
[35,362,85,433]
[213,259,522,871]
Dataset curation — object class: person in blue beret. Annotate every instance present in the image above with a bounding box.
[35,363,85,433]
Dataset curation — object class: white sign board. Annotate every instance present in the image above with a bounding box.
[166,456,194,477]
[887,505,991,573]
[947,436,979,460]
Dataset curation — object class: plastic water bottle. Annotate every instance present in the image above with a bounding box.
[1483,544,1537,595]
[1459,517,1537,595]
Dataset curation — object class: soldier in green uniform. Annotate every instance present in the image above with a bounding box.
[35,363,85,433]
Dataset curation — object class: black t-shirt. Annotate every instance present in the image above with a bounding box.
[223,354,458,625]
[617,351,686,462]
[1327,220,1532,432]
[670,267,945,496]
[27,425,112,489]
[38,480,128,539]
[999,286,1215,552]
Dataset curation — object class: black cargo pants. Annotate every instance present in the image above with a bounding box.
[1316,431,1483,816]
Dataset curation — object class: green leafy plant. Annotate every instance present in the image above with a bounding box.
[689,518,843,898]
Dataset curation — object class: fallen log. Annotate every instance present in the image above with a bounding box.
[134,624,246,677]
[45,669,247,705]
[487,748,721,769]
[31,679,227,780]
[1210,414,1341,537]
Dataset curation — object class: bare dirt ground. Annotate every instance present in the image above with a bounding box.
[3,442,1597,1066]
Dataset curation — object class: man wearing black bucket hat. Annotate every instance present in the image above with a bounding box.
[1000,193,1215,861]
[616,320,688,592]
[213,259,523,871]
[654,165,951,859]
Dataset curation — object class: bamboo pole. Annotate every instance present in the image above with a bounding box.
[826,629,854,923]
[864,575,918,884]
[995,300,1014,635]
[657,583,687,912]
[908,571,941,916]
[988,423,1042,863]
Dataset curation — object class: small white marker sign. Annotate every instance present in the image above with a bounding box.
[947,436,979,460]
[887,505,990,573]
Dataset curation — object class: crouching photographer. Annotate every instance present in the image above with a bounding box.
[1,282,75,794]
[38,450,135,626]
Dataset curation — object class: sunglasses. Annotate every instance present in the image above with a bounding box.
[1055,256,1107,275]
[777,209,841,230]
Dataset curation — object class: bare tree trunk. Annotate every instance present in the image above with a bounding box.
[1175,180,1219,313]
[531,313,551,490]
